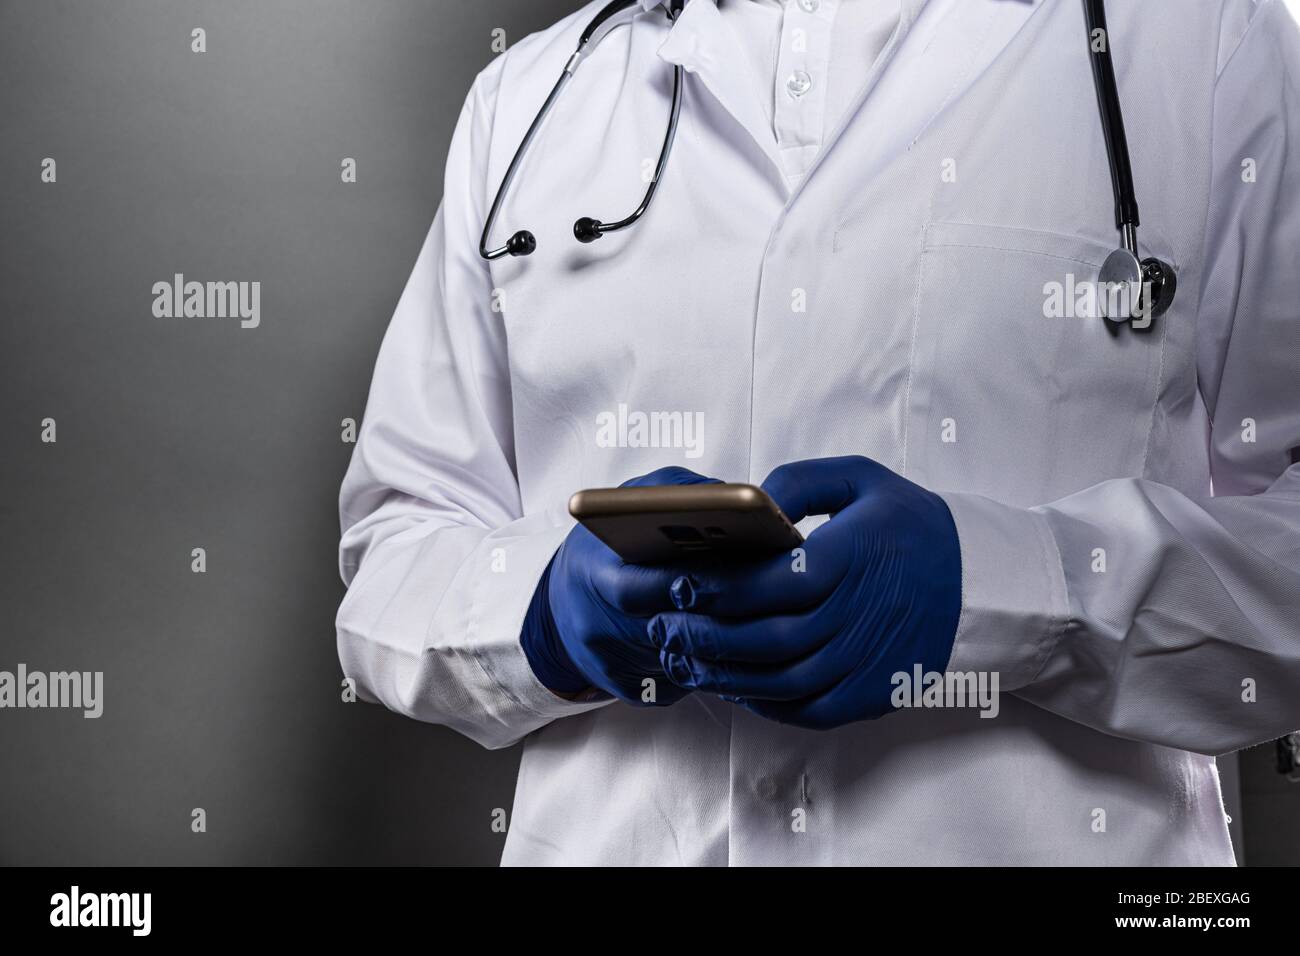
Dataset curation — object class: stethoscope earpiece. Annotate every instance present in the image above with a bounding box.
[506,230,537,257]
[574,217,604,243]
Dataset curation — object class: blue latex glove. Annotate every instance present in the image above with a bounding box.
[647,456,962,729]
[521,466,721,704]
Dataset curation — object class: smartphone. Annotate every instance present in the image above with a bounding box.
[568,483,803,565]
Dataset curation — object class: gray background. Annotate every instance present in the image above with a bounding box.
[0,0,1295,866]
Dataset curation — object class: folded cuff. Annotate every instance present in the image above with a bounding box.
[937,492,1070,691]
[465,516,611,736]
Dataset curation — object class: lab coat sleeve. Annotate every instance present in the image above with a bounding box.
[336,62,608,750]
[939,0,1300,757]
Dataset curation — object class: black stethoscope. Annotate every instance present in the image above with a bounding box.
[480,0,1176,332]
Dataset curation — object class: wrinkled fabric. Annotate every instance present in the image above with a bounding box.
[337,0,1300,865]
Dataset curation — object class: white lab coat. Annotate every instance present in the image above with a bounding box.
[337,0,1300,865]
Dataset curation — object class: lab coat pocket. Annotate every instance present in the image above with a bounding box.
[905,220,1165,506]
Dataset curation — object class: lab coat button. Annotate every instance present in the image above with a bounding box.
[798,0,820,12]
[756,776,779,800]
[786,70,812,98]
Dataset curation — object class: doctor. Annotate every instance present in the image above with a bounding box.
[337,0,1300,865]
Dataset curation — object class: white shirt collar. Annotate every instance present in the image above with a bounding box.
[638,0,942,26]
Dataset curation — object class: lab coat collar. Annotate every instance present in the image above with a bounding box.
[653,0,791,188]
[646,0,1038,195]
[643,0,1033,33]
[650,0,938,191]
[781,0,1043,210]
[640,0,938,25]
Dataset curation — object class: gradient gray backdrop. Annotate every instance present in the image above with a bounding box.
[0,0,1293,866]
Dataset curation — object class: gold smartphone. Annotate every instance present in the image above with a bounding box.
[568,483,803,565]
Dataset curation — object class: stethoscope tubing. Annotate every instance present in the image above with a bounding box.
[478,69,574,260]
[583,62,684,239]
[1083,0,1141,246]
[478,0,1174,325]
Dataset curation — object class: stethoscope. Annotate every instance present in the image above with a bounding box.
[480,0,1176,332]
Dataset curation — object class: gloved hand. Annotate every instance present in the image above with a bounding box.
[521,466,721,704]
[647,456,962,729]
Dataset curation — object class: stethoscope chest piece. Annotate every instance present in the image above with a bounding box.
[1099,247,1143,290]
[1097,247,1176,335]
[1140,255,1176,320]
[1098,247,1142,334]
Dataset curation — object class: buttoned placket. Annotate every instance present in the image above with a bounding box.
[772,0,839,184]
[733,0,934,865]
[652,0,937,865]
[655,0,934,197]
